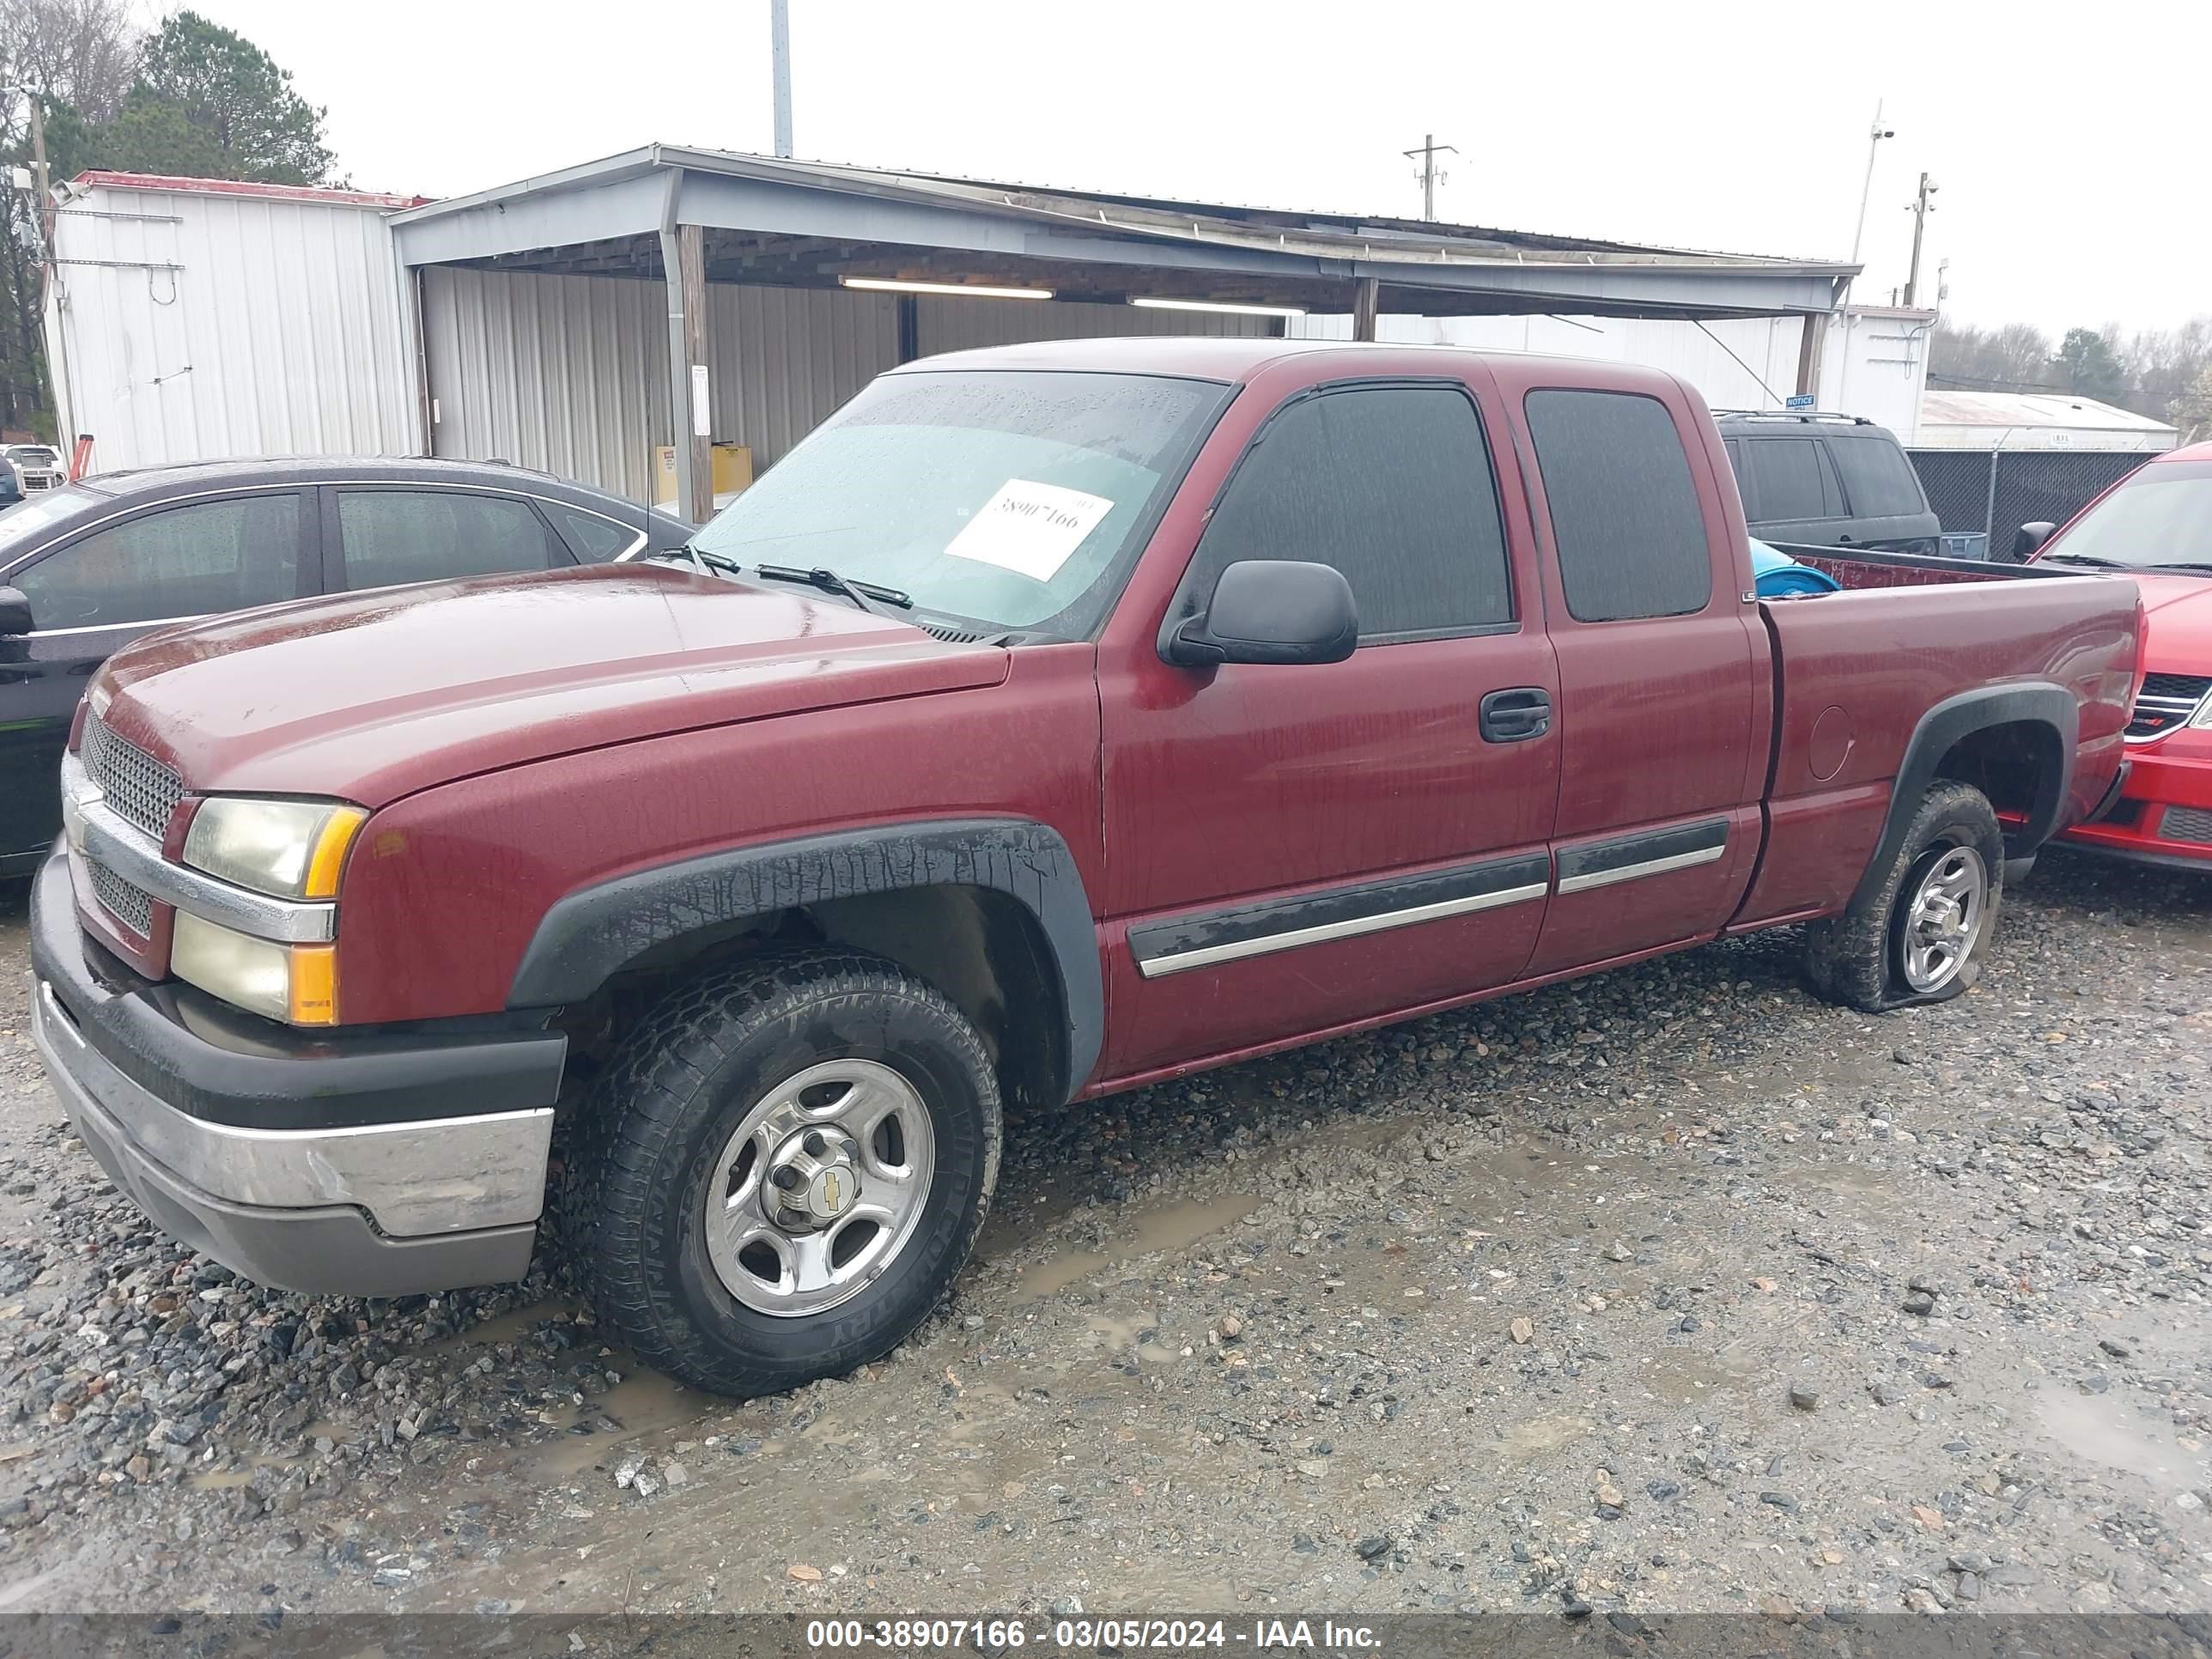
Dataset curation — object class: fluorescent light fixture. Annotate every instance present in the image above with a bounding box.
[842,276,1054,301]
[1130,296,1307,319]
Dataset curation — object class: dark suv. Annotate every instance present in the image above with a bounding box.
[1717,410,1940,554]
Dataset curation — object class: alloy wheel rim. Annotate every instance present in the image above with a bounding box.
[702,1058,936,1318]
[1900,844,1986,994]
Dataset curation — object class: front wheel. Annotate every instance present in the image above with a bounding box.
[567,947,1001,1398]
[1803,780,2003,1012]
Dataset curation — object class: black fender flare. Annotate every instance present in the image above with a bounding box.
[507,818,1103,1104]
[1850,682,2075,912]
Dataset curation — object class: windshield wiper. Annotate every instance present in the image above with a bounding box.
[2039,553,2129,568]
[2144,562,2212,574]
[750,562,913,613]
[645,542,747,580]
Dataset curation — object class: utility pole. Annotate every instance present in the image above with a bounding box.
[769,0,793,158]
[6,87,69,446]
[1849,100,1894,272]
[1401,133,1455,222]
[1903,171,1937,308]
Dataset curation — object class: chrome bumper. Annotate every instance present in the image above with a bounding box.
[33,977,551,1237]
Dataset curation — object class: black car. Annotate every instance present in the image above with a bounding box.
[0,457,692,873]
[1716,410,1941,555]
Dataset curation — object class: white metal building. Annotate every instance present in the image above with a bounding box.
[1914,391,2180,453]
[44,172,428,473]
[46,149,1864,519]
[1287,303,1936,435]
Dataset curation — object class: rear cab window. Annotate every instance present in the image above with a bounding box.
[1525,389,1713,621]
[1184,382,1513,641]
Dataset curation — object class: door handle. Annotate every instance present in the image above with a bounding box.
[1480,687,1551,743]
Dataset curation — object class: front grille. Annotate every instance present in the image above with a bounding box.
[2163,805,2212,846]
[81,713,184,840]
[88,858,155,937]
[2128,673,2212,740]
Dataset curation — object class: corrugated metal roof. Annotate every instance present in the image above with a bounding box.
[1918,391,2177,434]
[394,143,1856,278]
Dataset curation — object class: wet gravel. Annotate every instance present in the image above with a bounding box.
[0,848,2208,1620]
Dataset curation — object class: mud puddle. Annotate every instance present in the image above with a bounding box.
[1014,1191,1261,1301]
[2037,1387,2212,1496]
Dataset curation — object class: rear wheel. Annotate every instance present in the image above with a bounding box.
[568,947,1000,1398]
[1803,781,2002,1012]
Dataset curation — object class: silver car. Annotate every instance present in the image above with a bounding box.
[5,445,64,492]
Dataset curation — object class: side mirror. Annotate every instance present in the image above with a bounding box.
[1165,560,1358,668]
[2004,522,2057,563]
[0,586,31,637]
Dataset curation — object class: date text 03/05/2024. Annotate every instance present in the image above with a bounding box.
[804,1619,1382,1650]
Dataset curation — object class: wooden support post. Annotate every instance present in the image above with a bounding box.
[1352,276,1380,343]
[1796,312,1825,400]
[658,216,713,524]
[678,223,711,522]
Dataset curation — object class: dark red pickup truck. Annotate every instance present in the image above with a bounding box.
[28,340,2142,1397]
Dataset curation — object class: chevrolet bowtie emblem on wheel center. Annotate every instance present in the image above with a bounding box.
[809,1167,849,1219]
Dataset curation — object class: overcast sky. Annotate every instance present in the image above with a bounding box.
[195,0,2206,338]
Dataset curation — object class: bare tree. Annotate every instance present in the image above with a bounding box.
[2123,319,2212,425]
[2174,365,2212,447]
[0,0,137,122]
[1929,321,2057,393]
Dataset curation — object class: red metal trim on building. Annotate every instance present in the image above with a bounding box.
[67,170,431,210]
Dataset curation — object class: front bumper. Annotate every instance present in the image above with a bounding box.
[2059,738,2212,872]
[28,845,567,1296]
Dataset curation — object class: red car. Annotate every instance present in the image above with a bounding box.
[2021,440,2212,870]
[28,340,2140,1398]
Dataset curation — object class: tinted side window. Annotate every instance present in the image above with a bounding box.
[1191,386,1512,638]
[1526,390,1711,623]
[545,503,636,562]
[337,490,556,591]
[1828,434,1928,517]
[18,494,301,630]
[1745,437,1835,523]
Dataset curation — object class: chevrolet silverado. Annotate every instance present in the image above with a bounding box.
[28,339,2142,1397]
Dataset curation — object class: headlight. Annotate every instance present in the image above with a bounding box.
[171,911,337,1025]
[2192,688,2212,729]
[182,798,365,899]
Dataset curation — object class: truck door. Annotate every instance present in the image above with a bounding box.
[1501,373,1769,976]
[1096,362,1560,1081]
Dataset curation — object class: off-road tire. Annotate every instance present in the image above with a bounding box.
[563,946,1001,1398]
[1802,780,2003,1012]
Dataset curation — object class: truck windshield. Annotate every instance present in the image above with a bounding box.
[688,369,1229,635]
[2041,462,2212,571]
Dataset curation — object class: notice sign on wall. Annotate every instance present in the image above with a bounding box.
[944,479,1113,584]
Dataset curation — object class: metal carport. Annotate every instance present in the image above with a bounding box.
[391,144,1856,522]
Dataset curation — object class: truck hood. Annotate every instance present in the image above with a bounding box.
[93,562,1009,805]
[2135,572,2212,667]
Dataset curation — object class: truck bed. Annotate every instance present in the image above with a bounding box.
[1731,550,2141,928]
[1774,543,2092,592]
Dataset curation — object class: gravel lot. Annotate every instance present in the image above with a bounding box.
[0,848,2208,1626]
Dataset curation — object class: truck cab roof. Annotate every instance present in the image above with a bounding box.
[891,334,1693,395]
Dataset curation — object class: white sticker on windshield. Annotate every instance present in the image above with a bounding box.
[944,479,1114,583]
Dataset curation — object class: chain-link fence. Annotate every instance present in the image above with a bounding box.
[1908,448,2154,554]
